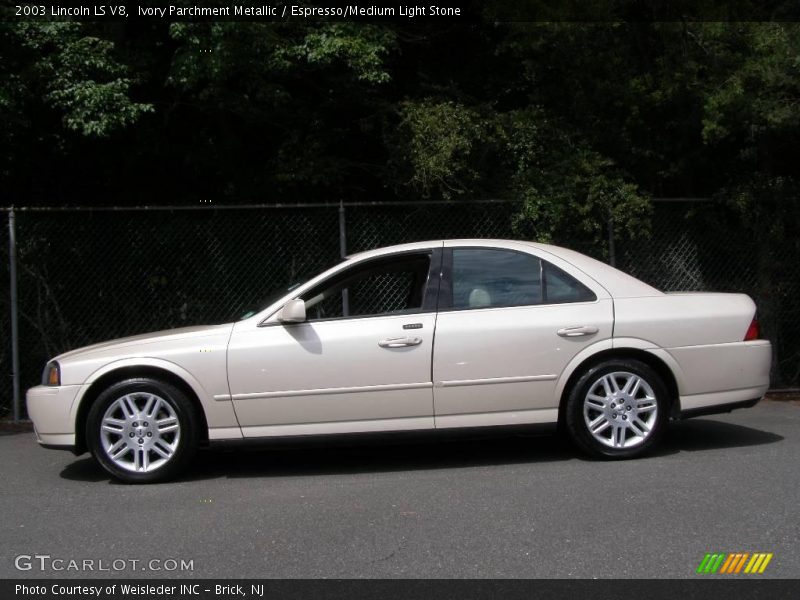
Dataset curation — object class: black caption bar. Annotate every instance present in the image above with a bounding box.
[3,0,800,23]
[3,579,800,600]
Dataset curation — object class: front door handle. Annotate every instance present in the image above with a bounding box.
[378,336,423,348]
[557,325,599,337]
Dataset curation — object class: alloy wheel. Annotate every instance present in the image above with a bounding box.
[582,371,658,449]
[99,392,181,472]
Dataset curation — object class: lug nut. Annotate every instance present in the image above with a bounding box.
[143,422,149,427]
[132,422,138,427]
[612,413,617,418]
[622,415,628,420]
[129,432,135,438]
[626,405,631,411]
[147,432,152,437]
[138,438,144,444]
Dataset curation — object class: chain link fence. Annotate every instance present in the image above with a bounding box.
[1,199,797,420]
[617,200,800,394]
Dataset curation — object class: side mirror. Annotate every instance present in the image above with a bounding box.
[278,298,306,323]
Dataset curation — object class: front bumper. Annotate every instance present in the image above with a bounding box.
[26,384,82,448]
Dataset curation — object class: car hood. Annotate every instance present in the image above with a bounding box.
[54,323,234,363]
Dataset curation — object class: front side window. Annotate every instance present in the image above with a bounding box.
[450,248,596,309]
[300,253,431,320]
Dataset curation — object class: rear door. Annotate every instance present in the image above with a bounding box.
[432,242,613,427]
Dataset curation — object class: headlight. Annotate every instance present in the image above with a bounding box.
[42,362,60,386]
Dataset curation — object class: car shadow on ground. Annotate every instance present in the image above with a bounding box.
[59,418,784,484]
[0,423,34,436]
[660,418,784,452]
[0,429,28,437]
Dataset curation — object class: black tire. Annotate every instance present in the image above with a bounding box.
[564,359,669,459]
[86,378,199,483]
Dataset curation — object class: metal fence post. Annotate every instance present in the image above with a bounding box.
[607,211,616,267]
[338,200,347,259]
[8,209,21,422]
[338,201,350,316]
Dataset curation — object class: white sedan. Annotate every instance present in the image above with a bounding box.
[27,239,772,483]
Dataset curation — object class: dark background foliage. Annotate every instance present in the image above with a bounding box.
[2,15,799,244]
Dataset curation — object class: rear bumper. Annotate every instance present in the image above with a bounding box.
[26,384,81,449]
[671,339,771,414]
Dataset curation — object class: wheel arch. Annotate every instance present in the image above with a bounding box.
[73,362,210,455]
[556,345,682,428]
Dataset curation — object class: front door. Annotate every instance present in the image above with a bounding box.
[227,250,441,437]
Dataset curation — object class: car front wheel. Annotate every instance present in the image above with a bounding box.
[565,359,668,459]
[86,378,199,483]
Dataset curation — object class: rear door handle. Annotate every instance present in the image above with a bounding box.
[378,336,423,348]
[557,325,599,337]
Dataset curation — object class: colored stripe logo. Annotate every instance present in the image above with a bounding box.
[696,552,773,574]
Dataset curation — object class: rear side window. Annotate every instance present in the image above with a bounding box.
[450,248,596,309]
[542,262,596,303]
[452,248,542,309]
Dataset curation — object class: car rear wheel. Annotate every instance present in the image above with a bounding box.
[86,378,199,483]
[565,359,668,459]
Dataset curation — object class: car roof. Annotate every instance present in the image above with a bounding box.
[347,239,661,298]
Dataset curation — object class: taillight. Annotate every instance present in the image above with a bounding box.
[744,317,760,341]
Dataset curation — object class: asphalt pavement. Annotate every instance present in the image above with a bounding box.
[1,399,798,578]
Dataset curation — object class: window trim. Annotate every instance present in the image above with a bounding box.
[260,248,442,326]
[541,260,597,305]
[438,246,597,313]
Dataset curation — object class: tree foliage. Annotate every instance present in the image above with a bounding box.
[2,15,800,246]
[395,99,499,199]
[7,23,152,137]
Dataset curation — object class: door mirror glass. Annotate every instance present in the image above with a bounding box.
[278,298,307,323]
